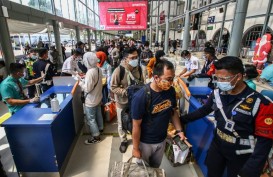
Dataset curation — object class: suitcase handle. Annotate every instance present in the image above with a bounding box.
[123,156,149,177]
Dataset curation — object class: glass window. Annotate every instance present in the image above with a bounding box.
[54,0,62,17]
[87,0,93,11]
[39,0,53,14]
[22,0,39,10]
[242,25,272,49]
[94,0,98,15]
[87,9,94,27]
[68,0,76,21]
[77,2,87,25]
[95,15,100,29]
[61,0,69,19]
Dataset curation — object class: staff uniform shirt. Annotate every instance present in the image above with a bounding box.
[33,59,54,81]
[0,76,28,113]
[181,86,273,176]
[62,56,81,75]
[131,84,177,144]
[184,55,200,74]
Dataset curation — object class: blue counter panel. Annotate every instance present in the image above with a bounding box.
[186,96,214,177]
[2,86,76,172]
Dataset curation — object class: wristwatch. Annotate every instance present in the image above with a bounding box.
[175,130,183,134]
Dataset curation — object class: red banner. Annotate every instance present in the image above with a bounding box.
[99,1,148,30]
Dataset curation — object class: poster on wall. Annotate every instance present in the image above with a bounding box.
[99,1,148,30]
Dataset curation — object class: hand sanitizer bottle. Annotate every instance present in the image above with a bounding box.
[51,95,60,113]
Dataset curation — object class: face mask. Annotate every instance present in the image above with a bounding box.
[216,75,238,91]
[216,82,235,91]
[31,55,37,60]
[157,79,172,90]
[128,59,138,67]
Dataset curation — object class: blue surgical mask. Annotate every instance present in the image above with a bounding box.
[217,81,235,91]
[31,55,37,60]
[129,59,138,67]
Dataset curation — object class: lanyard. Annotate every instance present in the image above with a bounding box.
[16,79,27,100]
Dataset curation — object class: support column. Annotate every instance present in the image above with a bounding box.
[149,0,153,47]
[261,0,273,36]
[182,10,190,50]
[99,31,102,41]
[164,0,171,54]
[228,0,249,56]
[86,29,91,51]
[94,31,97,44]
[156,0,160,43]
[75,26,80,42]
[0,16,14,74]
[28,33,32,46]
[217,4,228,54]
[52,20,63,63]
[182,0,191,51]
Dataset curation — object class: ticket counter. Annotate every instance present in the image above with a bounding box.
[1,85,79,175]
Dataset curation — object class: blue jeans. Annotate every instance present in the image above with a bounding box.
[85,105,104,137]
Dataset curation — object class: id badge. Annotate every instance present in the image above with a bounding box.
[225,120,235,132]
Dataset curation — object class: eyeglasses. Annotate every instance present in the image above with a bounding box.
[213,74,237,82]
[161,77,174,83]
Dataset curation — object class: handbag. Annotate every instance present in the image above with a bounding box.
[104,101,117,122]
[109,157,166,177]
[164,139,191,167]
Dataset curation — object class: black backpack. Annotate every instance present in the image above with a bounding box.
[121,84,152,134]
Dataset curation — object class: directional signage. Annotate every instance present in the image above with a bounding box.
[118,31,132,34]
[207,16,215,24]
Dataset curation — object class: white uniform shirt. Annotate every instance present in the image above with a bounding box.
[61,56,81,75]
[184,55,199,74]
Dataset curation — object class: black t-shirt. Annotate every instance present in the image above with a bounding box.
[131,84,177,144]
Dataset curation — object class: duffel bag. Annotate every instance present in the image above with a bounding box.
[109,156,166,177]
[104,101,117,122]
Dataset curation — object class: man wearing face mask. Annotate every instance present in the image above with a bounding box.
[0,63,45,114]
[131,59,185,168]
[187,47,218,87]
[181,56,273,177]
[178,50,200,77]
[140,41,153,83]
[111,47,144,153]
[61,50,83,76]
[19,48,38,98]
[33,48,55,92]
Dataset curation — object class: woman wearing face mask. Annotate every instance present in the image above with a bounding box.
[110,47,144,153]
[61,50,83,76]
[96,51,112,104]
[146,50,165,79]
[181,56,273,177]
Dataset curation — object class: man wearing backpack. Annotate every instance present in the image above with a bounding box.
[131,60,185,168]
[111,47,144,153]
[140,41,153,83]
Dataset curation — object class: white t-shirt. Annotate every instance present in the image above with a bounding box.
[61,56,81,75]
[184,55,199,74]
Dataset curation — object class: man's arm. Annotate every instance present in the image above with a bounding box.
[182,69,196,77]
[178,68,187,77]
[27,77,43,86]
[110,69,127,97]
[5,98,31,106]
[132,119,142,158]
[171,109,185,140]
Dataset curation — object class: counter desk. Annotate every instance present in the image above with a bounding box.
[2,86,77,175]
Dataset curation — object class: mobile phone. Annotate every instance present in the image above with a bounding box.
[172,135,189,151]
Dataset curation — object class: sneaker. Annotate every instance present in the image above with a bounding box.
[85,137,101,145]
[119,141,128,153]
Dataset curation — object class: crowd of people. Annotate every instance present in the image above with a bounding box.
[0,36,273,177]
